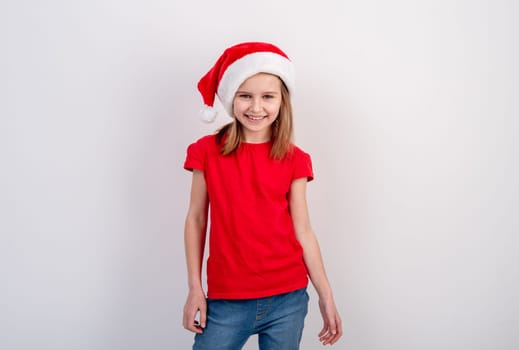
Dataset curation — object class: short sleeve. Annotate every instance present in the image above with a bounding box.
[183,139,205,172]
[292,149,314,182]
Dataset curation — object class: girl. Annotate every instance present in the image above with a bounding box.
[182,42,342,349]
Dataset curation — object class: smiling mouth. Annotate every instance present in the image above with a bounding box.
[245,114,267,121]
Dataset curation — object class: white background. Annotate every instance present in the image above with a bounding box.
[3,0,518,349]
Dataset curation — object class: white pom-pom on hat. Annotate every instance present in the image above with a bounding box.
[200,106,217,123]
[197,42,295,123]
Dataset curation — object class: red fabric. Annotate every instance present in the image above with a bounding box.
[184,135,313,299]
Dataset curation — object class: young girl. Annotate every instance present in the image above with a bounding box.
[182,42,342,349]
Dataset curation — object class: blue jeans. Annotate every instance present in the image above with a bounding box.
[193,287,309,350]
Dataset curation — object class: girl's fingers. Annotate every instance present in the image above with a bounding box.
[183,305,204,333]
[199,303,207,329]
[319,326,333,344]
[189,314,204,334]
[318,323,328,337]
[319,316,343,345]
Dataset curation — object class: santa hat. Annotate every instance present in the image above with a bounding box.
[197,42,295,122]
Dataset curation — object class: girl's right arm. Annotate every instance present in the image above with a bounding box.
[182,169,209,334]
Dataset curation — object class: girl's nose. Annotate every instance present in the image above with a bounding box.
[250,97,262,112]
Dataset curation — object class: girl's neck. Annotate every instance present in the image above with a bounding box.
[242,130,271,144]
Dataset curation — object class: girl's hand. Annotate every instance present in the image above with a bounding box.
[182,288,207,334]
[318,297,343,345]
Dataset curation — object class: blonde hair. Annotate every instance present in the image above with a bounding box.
[216,77,294,159]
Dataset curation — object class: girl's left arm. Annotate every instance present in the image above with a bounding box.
[290,177,343,346]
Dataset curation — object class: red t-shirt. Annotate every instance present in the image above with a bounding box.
[184,134,314,299]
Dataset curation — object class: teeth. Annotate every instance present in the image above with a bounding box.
[246,115,265,120]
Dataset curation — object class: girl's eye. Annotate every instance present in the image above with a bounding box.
[263,95,274,99]
[238,94,251,99]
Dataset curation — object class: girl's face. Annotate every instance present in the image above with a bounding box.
[232,73,282,143]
